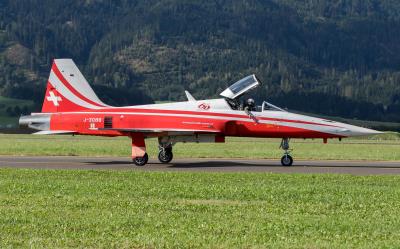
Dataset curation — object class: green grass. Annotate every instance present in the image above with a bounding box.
[0,96,33,115]
[0,96,34,128]
[296,111,400,132]
[1,169,400,248]
[363,131,400,140]
[0,134,399,161]
[0,116,18,127]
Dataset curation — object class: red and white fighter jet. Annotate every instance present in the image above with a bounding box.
[20,59,382,166]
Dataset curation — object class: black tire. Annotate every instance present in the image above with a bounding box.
[281,155,293,166]
[158,149,173,163]
[133,153,148,166]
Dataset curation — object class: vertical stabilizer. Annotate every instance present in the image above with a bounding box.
[41,59,108,112]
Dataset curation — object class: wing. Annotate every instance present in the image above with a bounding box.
[97,127,221,135]
[33,130,77,135]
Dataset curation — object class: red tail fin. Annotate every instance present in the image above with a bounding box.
[41,59,108,113]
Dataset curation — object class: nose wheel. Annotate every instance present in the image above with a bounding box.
[280,138,293,166]
[281,154,293,166]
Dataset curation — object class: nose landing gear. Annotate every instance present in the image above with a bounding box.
[280,138,293,166]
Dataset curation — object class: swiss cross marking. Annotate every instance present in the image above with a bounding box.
[46,91,62,106]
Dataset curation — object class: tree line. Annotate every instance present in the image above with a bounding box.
[0,0,399,122]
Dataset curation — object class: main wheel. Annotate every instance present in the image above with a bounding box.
[158,149,173,163]
[133,153,148,166]
[281,155,293,166]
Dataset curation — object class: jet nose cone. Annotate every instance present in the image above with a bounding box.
[348,126,383,137]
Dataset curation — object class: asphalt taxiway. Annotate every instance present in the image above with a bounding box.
[1,156,400,175]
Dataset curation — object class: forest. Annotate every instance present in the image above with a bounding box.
[0,0,400,122]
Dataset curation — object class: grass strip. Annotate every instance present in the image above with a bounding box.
[1,169,399,248]
[0,134,399,161]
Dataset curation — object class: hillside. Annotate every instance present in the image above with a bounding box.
[0,0,400,122]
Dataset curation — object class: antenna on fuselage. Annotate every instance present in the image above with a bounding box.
[185,91,196,101]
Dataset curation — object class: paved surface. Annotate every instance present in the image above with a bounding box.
[1,156,400,175]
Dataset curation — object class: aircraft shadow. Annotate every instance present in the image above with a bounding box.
[86,160,400,169]
[86,161,134,165]
[86,160,278,167]
[167,161,279,168]
[167,162,400,169]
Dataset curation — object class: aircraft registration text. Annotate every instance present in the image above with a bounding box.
[83,117,102,123]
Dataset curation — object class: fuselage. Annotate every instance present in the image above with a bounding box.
[22,98,381,139]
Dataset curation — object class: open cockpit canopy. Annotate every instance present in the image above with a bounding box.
[220,74,260,100]
[221,74,287,112]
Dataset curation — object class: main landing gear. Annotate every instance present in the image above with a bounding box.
[131,133,149,166]
[133,153,148,166]
[158,137,173,164]
[131,135,175,166]
[158,147,173,163]
[280,138,293,166]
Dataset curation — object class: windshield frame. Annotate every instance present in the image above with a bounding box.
[261,101,287,112]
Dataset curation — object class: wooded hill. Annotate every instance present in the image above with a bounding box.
[0,0,400,122]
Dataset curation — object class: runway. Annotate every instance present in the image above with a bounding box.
[1,156,400,175]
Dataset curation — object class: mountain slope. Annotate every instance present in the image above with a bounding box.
[0,0,399,122]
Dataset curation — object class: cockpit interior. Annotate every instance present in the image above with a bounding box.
[221,74,286,112]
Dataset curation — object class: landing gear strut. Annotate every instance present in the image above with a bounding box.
[280,138,293,166]
[131,133,148,166]
[158,137,174,164]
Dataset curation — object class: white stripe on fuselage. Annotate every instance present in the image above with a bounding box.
[49,110,346,136]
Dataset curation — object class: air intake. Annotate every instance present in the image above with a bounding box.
[104,116,113,129]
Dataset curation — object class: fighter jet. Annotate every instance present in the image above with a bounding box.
[20,59,382,166]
